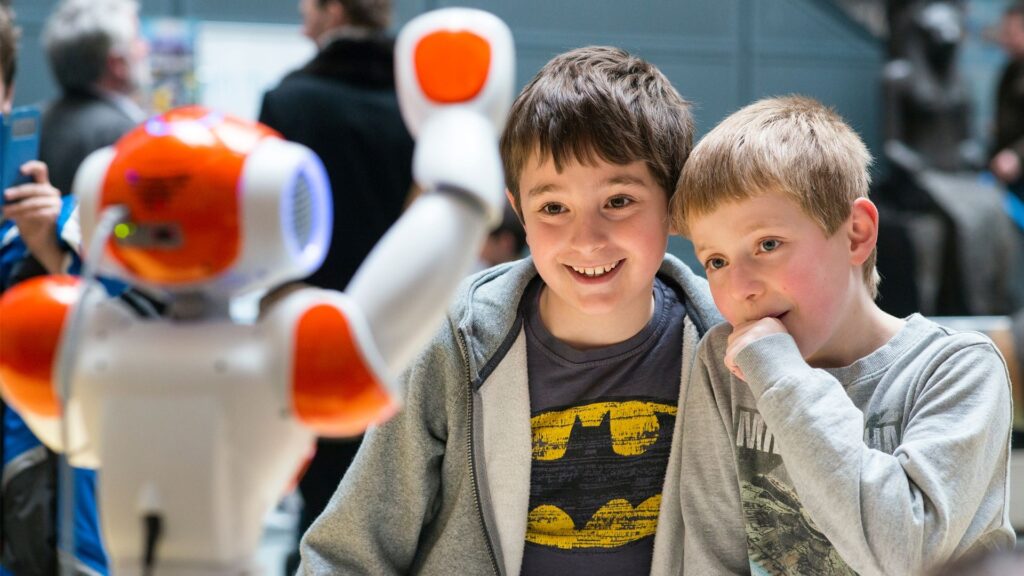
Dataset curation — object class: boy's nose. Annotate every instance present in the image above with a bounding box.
[569,211,608,253]
[727,265,764,302]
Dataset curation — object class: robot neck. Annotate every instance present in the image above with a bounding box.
[167,292,233,321]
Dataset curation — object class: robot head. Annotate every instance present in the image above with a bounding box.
[75,106,332,297]
[395,7,515,137]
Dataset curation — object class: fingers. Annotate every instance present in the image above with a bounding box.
[2,189,61,221]
[20,160,51,185]
[4,181,59,204]
[724,316,789,382]
[723,349,746,381]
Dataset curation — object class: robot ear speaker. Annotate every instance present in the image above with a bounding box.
[414,30,491,103]
[0,275,80,418]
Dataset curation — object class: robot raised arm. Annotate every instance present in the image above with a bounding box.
[346,8,514,384]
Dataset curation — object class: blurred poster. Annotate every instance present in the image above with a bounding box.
[194,22,315,120]
[142,17,198,114]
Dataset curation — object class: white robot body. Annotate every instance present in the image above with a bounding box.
[75,296,314,568]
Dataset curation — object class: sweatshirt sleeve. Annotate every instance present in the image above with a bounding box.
[734,333,1014,576]
[297,327,457,575]
[679,343,752,575]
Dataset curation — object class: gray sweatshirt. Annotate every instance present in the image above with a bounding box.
[298,255,721,575]
[676,314,1015,576]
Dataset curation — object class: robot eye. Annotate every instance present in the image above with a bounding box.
[114,223,182,248]
[414,30,491,103]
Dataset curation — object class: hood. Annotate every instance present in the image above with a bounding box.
[451,254,721,389]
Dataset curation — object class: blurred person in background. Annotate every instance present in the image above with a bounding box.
[39,0,149,198]
[257,1,414,572]
[474,204,527,273]
[991,1,1024,201]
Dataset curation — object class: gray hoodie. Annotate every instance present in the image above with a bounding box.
[298,255,720,575]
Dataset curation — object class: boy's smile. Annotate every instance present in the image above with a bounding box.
[514,155,670,348]
[689,188,880,367]
[567,259,622,280]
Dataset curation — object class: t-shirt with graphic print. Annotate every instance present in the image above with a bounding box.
[679,314,1015,575]
[519,275,686,576]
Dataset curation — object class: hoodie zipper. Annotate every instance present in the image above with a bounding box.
[458,328,502,576]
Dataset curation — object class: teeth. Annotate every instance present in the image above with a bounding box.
[571,260,619,277]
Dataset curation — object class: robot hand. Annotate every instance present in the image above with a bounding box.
[346,8,515,382]
[395,7,514,226]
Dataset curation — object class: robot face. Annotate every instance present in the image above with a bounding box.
[99,106,279,286]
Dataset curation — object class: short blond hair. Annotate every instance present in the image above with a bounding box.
[671,95,879,298]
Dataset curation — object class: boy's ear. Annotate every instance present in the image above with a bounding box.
[505,189,524,225]
[847,197,879,266]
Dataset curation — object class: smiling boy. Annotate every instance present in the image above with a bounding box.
[670,96,1014,575]
[298,46,720,576]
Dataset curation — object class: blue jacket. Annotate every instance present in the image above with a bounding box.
[0,197,109,576]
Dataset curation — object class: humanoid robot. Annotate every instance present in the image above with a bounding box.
[0,7,513,574]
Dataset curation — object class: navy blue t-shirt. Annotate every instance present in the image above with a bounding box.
[520,276,686,576]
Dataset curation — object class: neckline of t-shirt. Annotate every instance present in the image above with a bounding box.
[524,277,674,366]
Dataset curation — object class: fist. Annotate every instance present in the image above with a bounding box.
[724,316,788,381]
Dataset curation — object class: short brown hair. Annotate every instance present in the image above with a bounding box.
[671,95,879,297]
[0,6,17,93]
[500,46,694,214]
[321,0,391,30]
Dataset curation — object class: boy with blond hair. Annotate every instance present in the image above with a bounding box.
[669,95,1014,575]
[299,46,720,575]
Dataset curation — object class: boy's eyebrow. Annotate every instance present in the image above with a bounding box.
[526,174,648,199]
[692,216,793,253]
[692,241,712,254]
[604,175,648,188]
[526,183,558,198]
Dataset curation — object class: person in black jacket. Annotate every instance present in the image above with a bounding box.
[257,0,414,570]
[991,1,1024,201]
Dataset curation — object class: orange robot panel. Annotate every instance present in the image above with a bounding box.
[0,275,80,417]
[415,30,492,103]
[292,303,397,437]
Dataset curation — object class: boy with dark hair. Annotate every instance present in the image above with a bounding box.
[670,95,1014,575]
[298,45,720,575]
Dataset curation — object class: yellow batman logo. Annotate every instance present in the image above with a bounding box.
[527,496,662,549]
[532,400,677,460]
[527,400,676,550]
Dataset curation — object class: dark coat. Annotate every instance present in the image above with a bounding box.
[993,59,1024,162]
[258,35,414,292]
[39,89,138,197]
[257,36,415,554]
